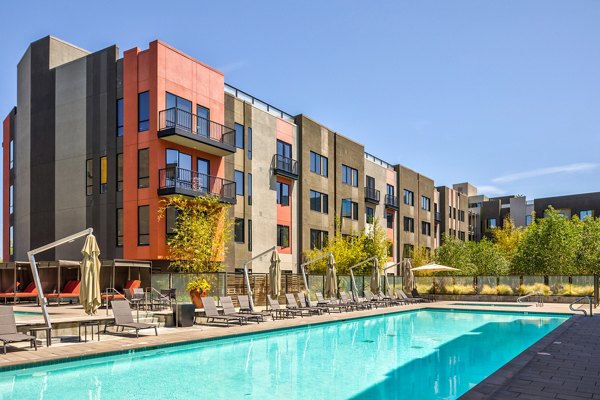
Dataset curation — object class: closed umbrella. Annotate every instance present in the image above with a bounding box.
[403,259,414,291]
[370,258,381,294]
[80,234,101,315]
[269,251,281,298]
[324,253,337,298]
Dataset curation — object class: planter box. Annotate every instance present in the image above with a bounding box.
[173,303,196,327]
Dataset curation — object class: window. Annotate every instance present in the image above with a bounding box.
[234,123,244,148]
[525,214,533,226]
[8,226,13,256]
[165,207,177,237]
[458,210,465,222]
[580,210,593,220]
[276,182,290,206]
[248,220,252,251]
[138,205,150,246]
[100,156,107,194]
[449,206,452,218]
[366,176,375,188]
[9,185,13,215]
[86,159,93,196]
[234,218,245,243]
[366,207,374,224]
[386,212,394,229]
[116,208,123,247]
[386,184,395,197]
[403,217,414,233]
[116,98,124,136]
[9,140,13,169]
[138,149,149,188]
[310,151,328,177]
[138,91,149,132]
[403,189,414,206]
[342,165,358,187]
[422,221,431,236]
[342,199,358,220]
[117,154,123,192]
[421,196,430,211]
[487,218,497,229]
[387,241,394,257]
[277,225,290,248]
[403,244,414,258]
[248,127,252,160]
[310,229,328,250]
[248,173,252,205]
[277,140,292,158]
[196,104,210,136]
[235,170,244,196]
[309,190,328,213]
[458,231,465,241]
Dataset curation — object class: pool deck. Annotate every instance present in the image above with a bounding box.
[1,300,579,372]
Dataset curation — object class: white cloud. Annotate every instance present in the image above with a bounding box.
[492,163,598,184]
[476,185,506,196]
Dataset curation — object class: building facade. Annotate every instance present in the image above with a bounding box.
[436,185,469,242]
[534,192,600,221]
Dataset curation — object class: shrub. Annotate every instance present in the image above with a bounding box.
[518,283,551,296]
[496,284,514,295]
[479,285,497,295]
[416,284,433,294]
[558,284,594,296]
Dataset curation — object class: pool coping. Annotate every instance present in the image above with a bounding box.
[0,305,571,373]
[460,314,578,399]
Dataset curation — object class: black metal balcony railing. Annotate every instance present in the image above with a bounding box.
[158,108,235,147]
[384,194,399,209]
[158,167,236,202]
[272,154,298,179]
[364,187,381,203]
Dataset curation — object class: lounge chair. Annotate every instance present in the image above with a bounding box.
[106,300,157,337]
[285,293,319,316]
[412,288,433,302]
[0,282,43,303]
[45,280,81,305]
[199,296,244,327]
[339,291,368,310]
[363,290,390,307]
[221,296,262,323]
[396,289,423,303]
[315,292,348,312]
[378,291,403,306]
[267,296,304,320]
[237,295,272,320]
[0,306,37,354]
[101,280,141,305]
[297,293,329,314]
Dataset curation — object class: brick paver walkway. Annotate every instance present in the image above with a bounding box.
[462,314,600,399]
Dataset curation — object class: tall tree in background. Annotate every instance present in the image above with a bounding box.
[578,215,600,274]
[491,217,523,263]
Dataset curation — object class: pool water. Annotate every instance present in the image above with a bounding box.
[0,309,567,400]
[14,311,42,317]
[450,303,532,308]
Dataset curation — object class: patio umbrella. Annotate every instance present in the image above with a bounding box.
[411,262,460,272]
[370,258,381,294]
[403,259,414,291]
[324,253,337,298]
[80,234,101,315]
[269,251,281,298]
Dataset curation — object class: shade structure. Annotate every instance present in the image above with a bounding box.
[269,251,281,298]
[370,258,381,293]
[324,253,337,298]
[80,234,101,315]
[403,259,414,291]
[411,263,460,272]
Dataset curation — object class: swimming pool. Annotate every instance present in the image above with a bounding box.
[14,311,42,317]
[450,303,532,308]
[0,309,567,400]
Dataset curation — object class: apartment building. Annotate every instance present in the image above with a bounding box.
[534,192,600,221]
[436,185,469,241]
[3,36,434,275]
[452,182,483,241]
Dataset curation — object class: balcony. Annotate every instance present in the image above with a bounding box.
[158,108,235,156]
[384,194,399,209]
[435,212,441,222]
[364,187,380,204]
[158,167,236,204]
[272,154,298,180]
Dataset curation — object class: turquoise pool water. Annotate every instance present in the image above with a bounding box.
[450,303,532,308]
[14,311,41,317]
[0,309,567,400]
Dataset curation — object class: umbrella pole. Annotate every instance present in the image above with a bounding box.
[243,246,276,311]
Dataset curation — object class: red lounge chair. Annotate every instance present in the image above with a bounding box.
[101,279,141,302]
[0,282,42,303]
[45,280,81,305]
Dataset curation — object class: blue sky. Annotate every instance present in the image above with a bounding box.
[0,0,598,202]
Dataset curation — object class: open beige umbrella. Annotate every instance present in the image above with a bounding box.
[269,251,281,298]
[324,253,337,298]
[411,262,460,272]
[370,258,381,294]
[80,234,101,315]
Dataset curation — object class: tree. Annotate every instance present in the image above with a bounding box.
[412,245,434,267]
[467,238,510,276]
[435,234,471,274]
[512,207,581,275]
[491,217,523,263]
[158,195,233,276]
[578,216,600,274]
